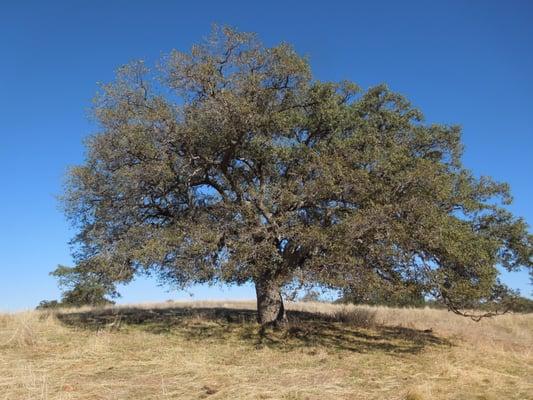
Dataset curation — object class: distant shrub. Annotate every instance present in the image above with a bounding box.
[329,307,377,328]
[340,289,533,314]
[36,264,117,310]
[338,285,426,308]
[301,290,321,302]
[60,283,115,307]
[509,296,533,313]
[36,300,61,310]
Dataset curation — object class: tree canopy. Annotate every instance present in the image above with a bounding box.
[62,26,532,326]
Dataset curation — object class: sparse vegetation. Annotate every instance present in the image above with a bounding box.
[1,301,531,399]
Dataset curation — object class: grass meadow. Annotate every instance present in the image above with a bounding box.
[1,300,531,399]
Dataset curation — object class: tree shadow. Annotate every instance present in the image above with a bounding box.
[55,306,451,355]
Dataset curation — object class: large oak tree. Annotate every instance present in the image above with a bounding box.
[62,27,532,327]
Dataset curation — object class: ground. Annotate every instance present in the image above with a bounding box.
[1,301,531,400]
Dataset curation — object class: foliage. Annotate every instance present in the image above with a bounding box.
[36,300,61,310]
[339,285,426,308]
[300,289,322,302]
[60,26,532,323]
[509,296,533,313]
[340,288,533,313]
[38,264,117,308]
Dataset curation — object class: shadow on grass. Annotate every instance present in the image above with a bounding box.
[56,306,451,354]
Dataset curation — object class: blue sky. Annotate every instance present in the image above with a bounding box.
[1,0,532,311]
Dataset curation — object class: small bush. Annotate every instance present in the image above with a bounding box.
[36,300,60,310]
[329,307,377,328]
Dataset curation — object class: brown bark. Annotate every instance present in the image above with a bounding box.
[255,278,287,329]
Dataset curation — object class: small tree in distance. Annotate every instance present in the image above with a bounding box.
[54,265,117,307]
[37,265,116,309]
[61,26,532,328]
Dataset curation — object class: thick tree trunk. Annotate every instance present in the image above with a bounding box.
[255,278,287,329]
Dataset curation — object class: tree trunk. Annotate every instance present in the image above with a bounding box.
[255,278,287,329]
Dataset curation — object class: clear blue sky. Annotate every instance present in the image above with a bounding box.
[1,0,532,311]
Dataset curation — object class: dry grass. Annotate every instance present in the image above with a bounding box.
[1,301,532,400]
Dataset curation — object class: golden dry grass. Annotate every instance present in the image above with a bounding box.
[1,301,532,400]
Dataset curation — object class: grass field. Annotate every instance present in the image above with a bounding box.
[1,300,531,400]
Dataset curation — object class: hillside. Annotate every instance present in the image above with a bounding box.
[1,301,531,399]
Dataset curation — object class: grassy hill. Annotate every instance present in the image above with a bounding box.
[1,301,531,399]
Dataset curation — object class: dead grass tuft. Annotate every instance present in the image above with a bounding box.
[327,307,377,327]
[0,312,39,348]
[404,389,425,400]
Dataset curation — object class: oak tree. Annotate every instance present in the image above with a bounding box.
[62,27,532,327]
